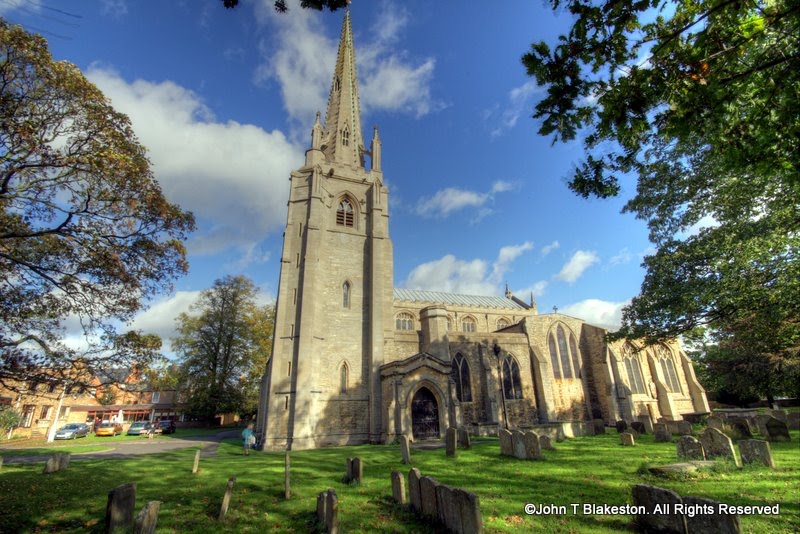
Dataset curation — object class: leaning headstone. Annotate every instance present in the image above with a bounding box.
[706,415,725,431]
[457,427,471,449]
[788,412,800,430]
[676,435,705,460]
[400,434,412,464]
[524,431,542,459]
[637,415,654,434]
[324,488,338,534]
[654,423,672,442]
[682,495,742,534]
[192,450,201,474]
[676,420,693,436]
[218,476,236,521]
[106,482,137,533]
[739,440,775,468]
[446,428,457,457]
[499,428,513,456]
[436,484,459,532]
[284,451,291,499]
[539,434,554,451]
[455,488,483,534]
[408,468,422,514]
[43,452,70,474]
[511,430,527,459]
[728,417,753,439]
[630,422,645,435]
[134,501,160,534]
[593,419,606,435]
[615,420,628,433]
[316,491,327,527]
[632,484,686,534]
[419,476,441,519]
[391,470,407,505]
[764,417,791,442]
[753,414,771,436]
[699,428,737,464]
[620,432,635,446]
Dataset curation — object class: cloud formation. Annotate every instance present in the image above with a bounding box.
[560,298,629,330]
[486,80,542,138]
[555,250,599,283]
[415,180,516,220]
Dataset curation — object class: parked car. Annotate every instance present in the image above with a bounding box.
[126,421,153,436]
[95,421,123,436]
[54,423,90,440]
[155,420,176,434]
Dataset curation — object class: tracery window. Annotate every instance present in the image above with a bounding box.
[557,325,573,379]
[395,312,414,331]
[502,355,523,400]
[622,345,646,394]
[461,316,477,333]
[342,281,350,308]
[659,347,682,393]
[336,199,354,227]
[451,353,472,402]
[341,128,350,146]
[496,318,510,330]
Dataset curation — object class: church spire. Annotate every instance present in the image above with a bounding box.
[322,11,364,168]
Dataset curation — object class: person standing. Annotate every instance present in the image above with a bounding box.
[242,423,255,456]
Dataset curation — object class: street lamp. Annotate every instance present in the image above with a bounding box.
[493,343,509,430]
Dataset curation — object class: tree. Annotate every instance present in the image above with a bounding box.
[0,405,21,439]
[0,21,195,391]
[221,0,349,12]
[173,276,273,422]
[523,1,799,353]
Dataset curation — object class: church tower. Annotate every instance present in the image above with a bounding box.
[258,12,393,450]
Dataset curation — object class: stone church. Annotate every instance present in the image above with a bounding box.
[256,13,710,451]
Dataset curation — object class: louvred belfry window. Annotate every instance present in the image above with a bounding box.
[336,199,354,227]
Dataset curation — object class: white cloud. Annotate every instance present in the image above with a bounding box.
[0,0,29,15]
[676,214,720,241]
[560,298,629,330]
[129,291,202,342]
[487,80,542,138]
[415,180,516,219]
[609,247,633,266]
[555,250,599,283]
[403,243,533,295]
[101,0,128,18]
[514,280,549,299]
[86,67,303,255]
[541,241,560,255]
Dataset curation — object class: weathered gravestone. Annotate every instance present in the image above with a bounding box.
[654,423,672,443]
[788,412,800,431]
[753,414,771,436]
[345,457,363,483]
[615,420,628,433]
[454,488,483,534]
[446,428,457,457]
[408,468,422,514]
[632,484,686,534]
[524,431,542,459]
[706,415,725,431]
[43,452,70,474]
[699,428,737,464]
[457,427,471,449]
[106,482,137,534]
[539,434,554,451]
[436,483,458,531]
[677,420,693,436]
[391,470,407,505]
[739,440,775,468]
[218,476,236,521]
[765,417,791,442]
[134,501,160,534]
[284,451,291,499]
[682,495,742,534]
[192,450,201,474]
[420,476,441,519]
[630,422,645,435]
[593,419,606,435]
[637,414,654,434]
[767,409,787,422]
[316,488,338,534]
[512,430,527,459]
[499,428,513,456]
[728,417,753,439]
[620,432,635,446]
[400,434,412,464]
[676,435,705,460]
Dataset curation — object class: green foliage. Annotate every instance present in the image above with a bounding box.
[222,0,349,12]
[0,406,21,432]
[524,0,800,385]
[0,20,195,391]
[172,275,273,421]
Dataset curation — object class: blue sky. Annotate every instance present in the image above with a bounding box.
[2,0,656,347]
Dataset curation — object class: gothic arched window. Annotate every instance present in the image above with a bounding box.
[659,347,682,393]
[451,353,472,402]
[395,312,414,331]
[340,362,349,394]
[569,333,582,378]
[336,199,354,227]
[548,334,561,379]
[342,281,350,308]
[557,325,573,378]
[341,127,350,147]
[502,354,523,400]
[496,318,510,330]
[623,345,646,394]
[461,316,476,333]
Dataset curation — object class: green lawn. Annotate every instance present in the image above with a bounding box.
[0,431,797,533]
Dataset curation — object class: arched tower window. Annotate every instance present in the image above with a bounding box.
[395,312,414,331]
[451,353,472,402]
[622,344,646,394]
[548,334,561,379]
[336,198,354,227]
[341,127,350,147]
[557,325,573,378]
[461,316,476,333]
[502,354,523,400]
[659,347,682,393]
[340,362,349,394]
[342,281,350,308]
[496,318,510,330]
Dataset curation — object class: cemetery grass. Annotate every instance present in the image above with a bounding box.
[0,432,796,533]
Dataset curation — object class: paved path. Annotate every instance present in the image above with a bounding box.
[1,430,241,465]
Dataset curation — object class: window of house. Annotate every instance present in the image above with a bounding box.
[461,316,476,333]
[451,353,472,402]
[396,312,414,331]
[342,281,350,308]
[152,391,161,403]
[548,334,561,379]
[39,405,52,420]
[340,362,349,394]
[502,355,523,400]
[336,199,354,227]
[22,405,35,427]
[59,406,69,419]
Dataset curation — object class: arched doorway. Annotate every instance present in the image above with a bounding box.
[411,387,440,440]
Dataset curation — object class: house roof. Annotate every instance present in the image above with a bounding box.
[393,288,527,310]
